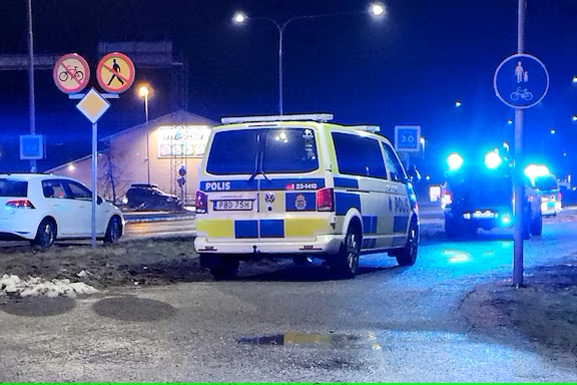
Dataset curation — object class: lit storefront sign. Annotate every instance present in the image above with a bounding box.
[156,125,211,158]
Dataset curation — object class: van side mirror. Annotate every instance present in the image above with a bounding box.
[97,196,103,205]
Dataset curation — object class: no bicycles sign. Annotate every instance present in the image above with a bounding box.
[53,53,90,94]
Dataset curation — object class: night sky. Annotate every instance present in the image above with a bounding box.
[0,0,576,180]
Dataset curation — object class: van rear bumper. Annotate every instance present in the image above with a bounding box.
[194,234,344,255]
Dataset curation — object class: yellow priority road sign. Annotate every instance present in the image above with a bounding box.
[53,53,90,94]
[96,52,135,93]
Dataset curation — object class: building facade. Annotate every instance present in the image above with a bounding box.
[46,110,218,205]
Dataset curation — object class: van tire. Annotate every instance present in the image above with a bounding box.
[200,254,239,280]
[396,218,419,266]
[330,223,361,279]
[530,210,543,236]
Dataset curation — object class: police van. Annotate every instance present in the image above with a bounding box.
[194,113,419,279]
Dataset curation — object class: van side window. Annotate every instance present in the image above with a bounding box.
[332,132,387,179]
[381,142,407,182]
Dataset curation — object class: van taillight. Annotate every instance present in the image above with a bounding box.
[316,187,334,212]
[195,191,207,214]
[6,199,35,209]
[441,191,452,209]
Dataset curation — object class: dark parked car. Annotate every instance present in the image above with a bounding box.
[124,183,183,211]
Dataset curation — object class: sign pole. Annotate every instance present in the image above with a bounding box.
[27,0,37,173]
[513,0,526,287]
[91,122,98,248]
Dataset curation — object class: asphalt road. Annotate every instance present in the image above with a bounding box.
[0,213,576,381]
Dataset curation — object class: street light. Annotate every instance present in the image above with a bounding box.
[233,2,385,114]
[420,137,425,159]
[138,84,151,184]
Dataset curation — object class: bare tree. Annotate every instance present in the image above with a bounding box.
[98,149,131,205]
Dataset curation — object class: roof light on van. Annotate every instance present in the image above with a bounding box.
[221,113,334,124]
[524,164,550,179]
[348,125,380,132]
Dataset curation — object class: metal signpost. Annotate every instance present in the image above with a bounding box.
[75,88,112,247]
[54,52,135,247]
[493,0,549,287]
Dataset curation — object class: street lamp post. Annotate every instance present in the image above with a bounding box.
[138,85,151,184]
[27,0,36,173]
[233,2,385,115]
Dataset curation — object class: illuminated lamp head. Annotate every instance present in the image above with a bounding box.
[447,153,463,171]
[484,151,502,169]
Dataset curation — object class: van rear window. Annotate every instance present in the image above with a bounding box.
[0,179,28,197]
[206,128,319,175]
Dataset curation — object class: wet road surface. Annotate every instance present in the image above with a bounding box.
[0,216,576,381]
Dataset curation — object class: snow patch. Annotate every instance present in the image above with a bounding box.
[0,274,98,298]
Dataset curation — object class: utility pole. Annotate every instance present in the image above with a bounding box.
[27,0,37,172]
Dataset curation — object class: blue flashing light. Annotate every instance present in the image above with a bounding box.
[524,164,550,180]
[447,153,463,171]
[484,151,502,169]
[500,213,512,226]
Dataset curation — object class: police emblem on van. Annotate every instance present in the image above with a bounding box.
[295,194,307,210]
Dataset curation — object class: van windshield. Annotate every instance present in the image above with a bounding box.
[534,175,558,191]
[206,128,319,175]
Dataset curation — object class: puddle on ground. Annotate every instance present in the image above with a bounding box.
[92,296,176,322]
[237,331,362,347]
[0,296,76,317]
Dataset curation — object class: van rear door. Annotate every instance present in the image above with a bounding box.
[257,126,328,242]
[198,126,328,242]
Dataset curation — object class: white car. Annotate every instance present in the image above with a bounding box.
[0,173,124,248]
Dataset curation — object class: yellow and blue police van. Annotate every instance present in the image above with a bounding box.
[194,113,419,279]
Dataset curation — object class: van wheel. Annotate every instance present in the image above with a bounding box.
[200,254,239,280]
[530,210,543,236]
[293,256,314,266]
[396,218,419,266]
[104,216,123,244]
[330,224,361,279]
[32,218,57,249]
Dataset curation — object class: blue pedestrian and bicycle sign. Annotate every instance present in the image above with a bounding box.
[494,53,549,109]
